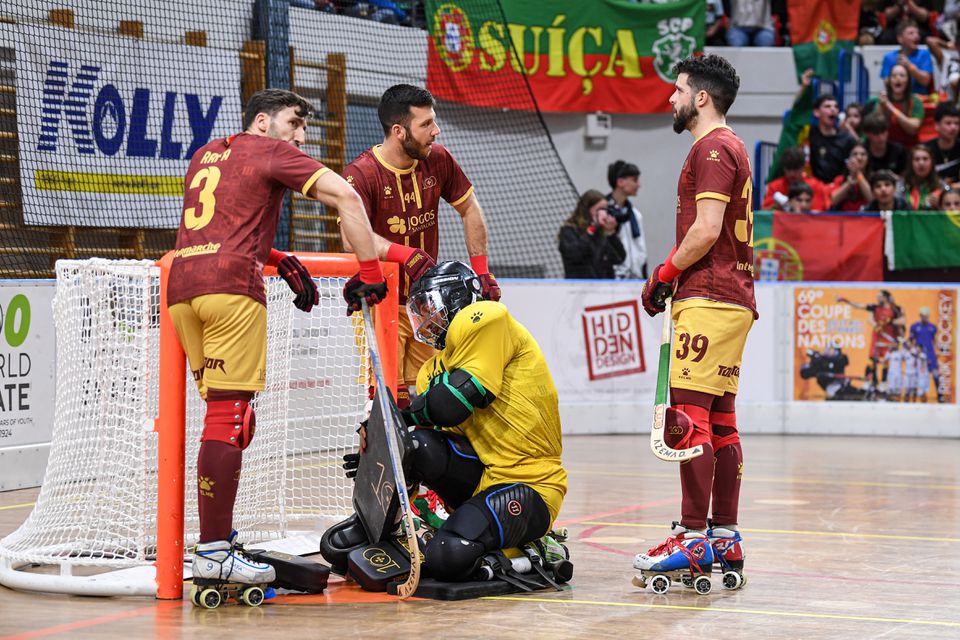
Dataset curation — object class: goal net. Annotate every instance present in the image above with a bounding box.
[0,255,398,596]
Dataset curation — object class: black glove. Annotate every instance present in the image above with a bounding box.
[641,264,673,317]
[277,255,319,312]
[343,273,388,316]
[342,452,360,479]
[478,272,501,301]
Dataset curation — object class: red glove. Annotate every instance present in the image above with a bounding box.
[470,255,501,301]
[386,243,436,282]
[641,247,682,317]
[343,259,387,315]
[270,250,319,313]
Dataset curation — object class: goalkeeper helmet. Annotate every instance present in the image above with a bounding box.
[407,261,482,350]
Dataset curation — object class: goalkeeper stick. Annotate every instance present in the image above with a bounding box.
[360,301,421,599]
[649,296,704,462]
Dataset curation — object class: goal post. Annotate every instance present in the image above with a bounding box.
[0,253,399,599]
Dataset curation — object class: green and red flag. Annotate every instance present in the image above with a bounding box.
[889,211,960,270]
[426,0,705,113]
[788,0,860,82]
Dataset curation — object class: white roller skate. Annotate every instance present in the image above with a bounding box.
[708,523,746,590]
[191,532,276,609]
[631,522,714,595]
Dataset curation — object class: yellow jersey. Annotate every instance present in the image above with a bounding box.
[416,301,567,522]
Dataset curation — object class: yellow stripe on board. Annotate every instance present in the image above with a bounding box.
[579,521,960,543]
[481,596,960,628]
[36,169,184,196]
[0,502,35,511]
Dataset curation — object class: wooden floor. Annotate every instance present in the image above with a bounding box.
[1,433,959,639]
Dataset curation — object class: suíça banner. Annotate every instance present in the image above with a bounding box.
[426,0,705,113]
[794,285,956,404]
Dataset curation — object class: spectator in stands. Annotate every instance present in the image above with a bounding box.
[925,10,960,100]
[863,110,909,175]
[866,64,924,148]
[878,1,937,46]
[341,0,409,25]
[938,187,960,210]
[726,0,776,47]
[810,94,858,183]
[706,0,728,46]
[862,169,911,211]
[881,20,935,94]
[786,182,815,213]
[830,142,873,211]
[899,145,947,208]
[924,102,960,188]
[558,190,626,279]
[841,102,865,139]
[859,0,885,45]
[605,160,648,279]
[762,147,831,211]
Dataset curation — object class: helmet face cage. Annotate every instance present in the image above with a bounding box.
[406,263,481,350]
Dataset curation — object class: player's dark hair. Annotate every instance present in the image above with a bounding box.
[934,101,960,122]
[781,147,806,171]
[813,94,839,110]
[607,160,640,189]
[561,189,606,234]
[378,84,436,135]
[862,110,889,134]
[869,169,897,187]
[787,182,813,199]
[672,54,739,116]
[243,89,314,131]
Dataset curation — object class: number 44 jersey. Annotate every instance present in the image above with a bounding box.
[675,125,757,317]
[168,133,329,307]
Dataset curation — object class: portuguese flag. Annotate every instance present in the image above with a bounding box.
[788,0,860,82]
[889,211,960,270]
[426,0,705,113]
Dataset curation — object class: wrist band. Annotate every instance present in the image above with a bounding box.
[266,248,286,267]
[469,255,488,275]
[358,258,383,284]
[386,243,415,264]
[659,246,682,283]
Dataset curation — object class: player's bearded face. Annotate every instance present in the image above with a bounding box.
[401,126,432,160]
[672,94,698,134]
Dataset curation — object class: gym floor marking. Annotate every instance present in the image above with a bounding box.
[0,602,188,640]
[578,521,960,543]
[0,503,34,512]
[481,596,960,628]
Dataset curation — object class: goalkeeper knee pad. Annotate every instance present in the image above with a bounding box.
[665,404,711,451]
[202,399,255,450]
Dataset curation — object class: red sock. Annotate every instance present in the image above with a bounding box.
[711,440,742,525]
[197,440,242,542]
[679,440,715,531]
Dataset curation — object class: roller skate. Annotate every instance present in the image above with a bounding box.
[190,532,276,609]
[708,522,746,590]
[631,522,714,595]
[522,530,573,586]
[412,487,449,535]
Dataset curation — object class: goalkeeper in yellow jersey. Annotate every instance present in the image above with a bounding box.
[400,260,568,582]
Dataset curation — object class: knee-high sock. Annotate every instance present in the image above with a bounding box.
[672,388,716,531]
[710,392,743,526]
[197,440,242,542]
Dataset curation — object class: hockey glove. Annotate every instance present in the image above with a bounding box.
[277,254,319,312]
[470,256,501,301]
[342,420,368,479]
[641,247,682,317]
[387,243,436,282]
[343,259,387,315]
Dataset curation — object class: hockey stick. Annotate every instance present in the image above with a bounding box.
[649,296,704,462]
[360,301,421,599]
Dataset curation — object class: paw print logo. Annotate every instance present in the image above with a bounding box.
[471,311,483,323]
[387,216,407,234]
[346,175,354,185]
[709,149,720,161]
[383,185,393,197]
[681,367,691,378]
[198,476,215,491]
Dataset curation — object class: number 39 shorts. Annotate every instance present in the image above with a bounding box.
[670,298,755,396]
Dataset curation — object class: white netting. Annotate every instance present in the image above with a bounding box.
[0,258,365,577]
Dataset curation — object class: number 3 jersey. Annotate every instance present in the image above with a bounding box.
[167,133,329,307]
[675,125,757,316]
[415,301,567,522]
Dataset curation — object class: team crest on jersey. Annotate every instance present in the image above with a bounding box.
[708,149,721,162]
[387,216,407,234]
[422,175,437,189]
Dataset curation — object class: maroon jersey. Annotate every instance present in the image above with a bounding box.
[675,126,757,316]
[343,143,473,301]
[168,133,329,306]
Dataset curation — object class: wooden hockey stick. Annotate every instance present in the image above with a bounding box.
[360,301,421,599]
[649,296,704,462]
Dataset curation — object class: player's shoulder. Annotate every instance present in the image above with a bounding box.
[345,147,377,170]
[448,300,509,339]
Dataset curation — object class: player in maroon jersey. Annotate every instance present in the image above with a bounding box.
[633,56,756,592]
[340,84,499,410]
[166,89,385,593]
[836,290,905,393]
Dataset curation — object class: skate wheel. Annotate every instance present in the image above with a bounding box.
[199,587,222,609]
[722,570,743,590]
[693,575,712,595]
[552,559,574,584]
[631,574,647,589]
[650,574,671,594]
[190,585,202,607]
[241,586,265,607]
[680,575,693,589]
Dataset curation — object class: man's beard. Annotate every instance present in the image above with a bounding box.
[401,128,432,160]
[672,100,698,134]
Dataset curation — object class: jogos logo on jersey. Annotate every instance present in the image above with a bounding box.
[581,300,645,381]
[36,59,224,161]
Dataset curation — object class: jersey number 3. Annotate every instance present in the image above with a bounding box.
[183,166,222,231]
[734,179,753,247]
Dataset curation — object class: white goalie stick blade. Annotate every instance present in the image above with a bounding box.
[649,297,704,463]
[360,301,421,599]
